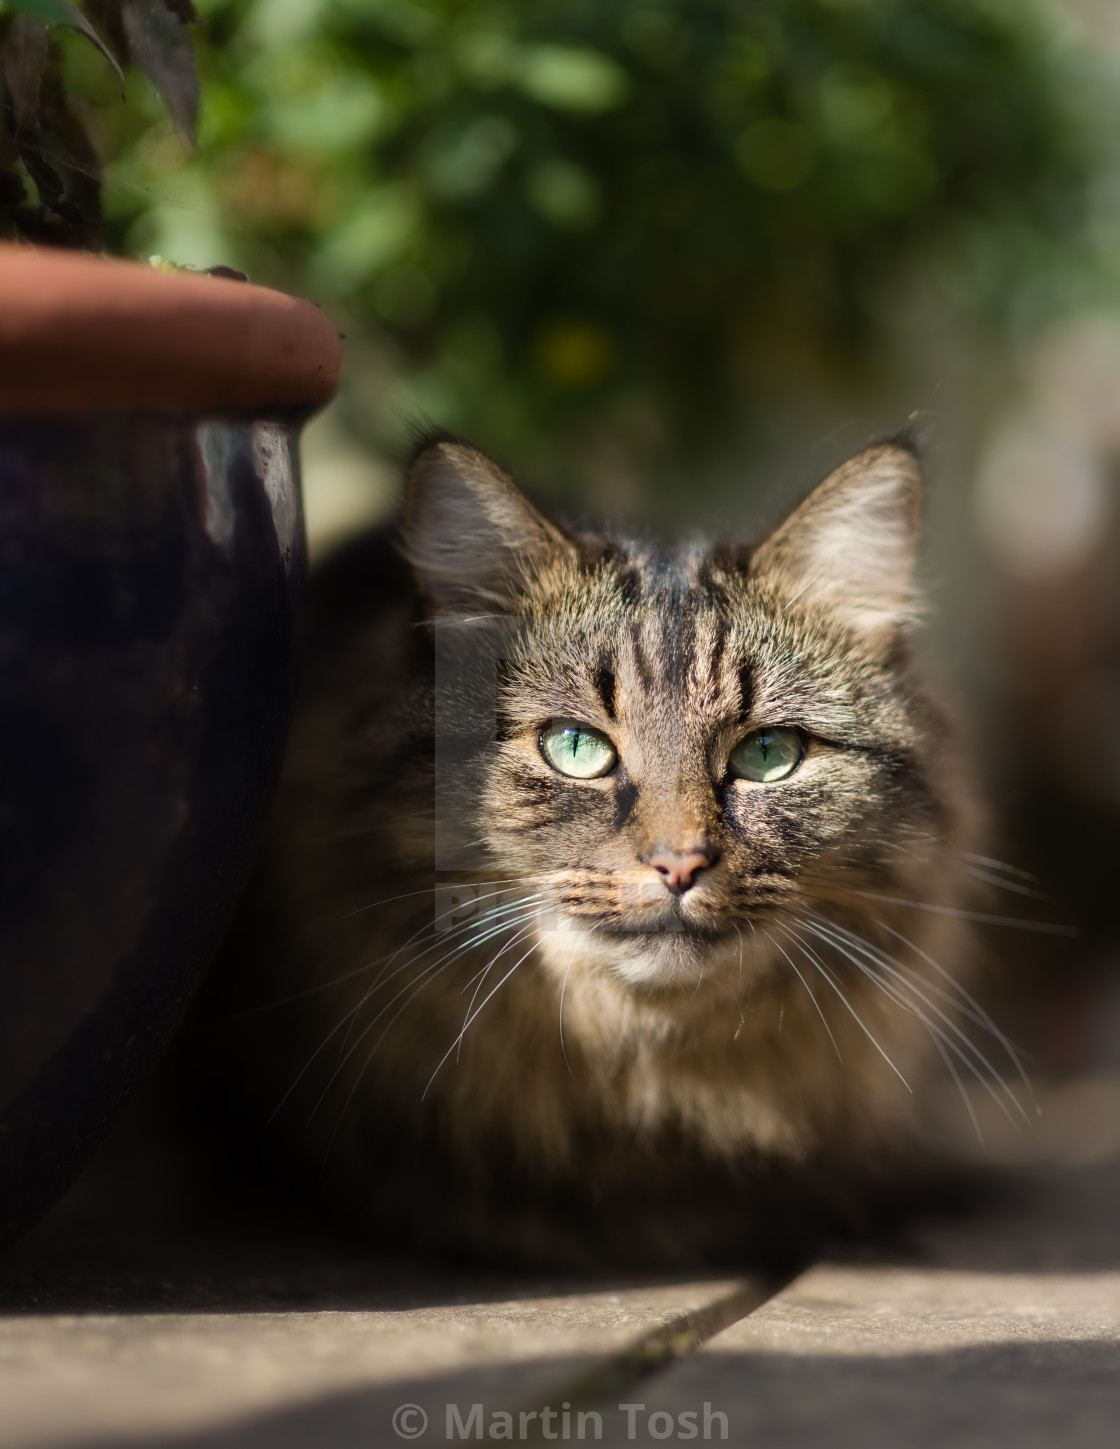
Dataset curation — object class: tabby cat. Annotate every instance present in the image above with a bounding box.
[214,434,1006,1266]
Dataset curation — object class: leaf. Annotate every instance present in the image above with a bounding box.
[14,46,102,244]
[0,0,125,88]
[2,13,49,131]
[121,0,197,142]
[56,0,124,87]
[77,0,129,67]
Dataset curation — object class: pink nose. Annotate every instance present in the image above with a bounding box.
[646,849,714,895]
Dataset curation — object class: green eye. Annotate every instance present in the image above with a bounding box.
[540,720,618,779]
[729,727,803,783]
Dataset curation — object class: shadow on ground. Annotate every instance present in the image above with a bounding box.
[42,1336,1120,1449]
[2,1162,1119,1317]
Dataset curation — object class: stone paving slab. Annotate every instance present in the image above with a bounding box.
[603,1264,1120,1448]
[0,1239,763,1449]
[599,1165,1120,1449]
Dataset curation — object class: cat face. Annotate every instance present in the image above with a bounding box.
[407,438,952,989]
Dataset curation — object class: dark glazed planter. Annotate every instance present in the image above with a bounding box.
[0,245,344,1247]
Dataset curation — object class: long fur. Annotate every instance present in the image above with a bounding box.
[208,439,1005,1267]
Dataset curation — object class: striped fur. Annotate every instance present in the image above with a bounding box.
[220,437,995,1266]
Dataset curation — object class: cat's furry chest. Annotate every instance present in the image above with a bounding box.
[261,877,935,1227]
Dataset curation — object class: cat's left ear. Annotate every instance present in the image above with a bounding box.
[749,442,923,640]
[402,436,577,610]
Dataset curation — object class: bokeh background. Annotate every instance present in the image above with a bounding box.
[47,0,1120,1142]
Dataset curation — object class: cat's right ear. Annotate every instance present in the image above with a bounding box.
[747,441,923,641]
[402,436,576,611]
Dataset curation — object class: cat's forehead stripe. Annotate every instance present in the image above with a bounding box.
[568,537,871,728]
[592,657,617,721]
[560,543,747,720]
[707,619,727,685]
[628,623,655,690]
[737,663,753,720]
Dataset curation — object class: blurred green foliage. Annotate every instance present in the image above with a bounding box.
[30,0,1119,472]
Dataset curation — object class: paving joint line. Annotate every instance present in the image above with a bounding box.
[521,1267,801,1439]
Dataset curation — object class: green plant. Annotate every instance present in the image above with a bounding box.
[119,0,1108,468]
[0,0,197,246]
[4,0,1113,486]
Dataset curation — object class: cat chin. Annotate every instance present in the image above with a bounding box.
[535,917,762,993]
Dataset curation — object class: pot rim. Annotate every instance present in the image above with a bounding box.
[0,243,344,417]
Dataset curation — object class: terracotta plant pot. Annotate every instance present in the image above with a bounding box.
[0,244,344,1247]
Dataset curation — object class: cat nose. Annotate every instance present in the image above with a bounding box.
[645,848,715,896]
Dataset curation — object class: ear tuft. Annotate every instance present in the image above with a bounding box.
[402,438,574,610]
[750,443,923,638]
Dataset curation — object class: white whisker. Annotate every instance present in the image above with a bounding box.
[845,888,1075,937]
[776,924,910,1090]
[763,927,841,1061]
[268,897,545,1125]
[422,937,543,1098]
[796,917,1028,1130]
[314,908,547,1136]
